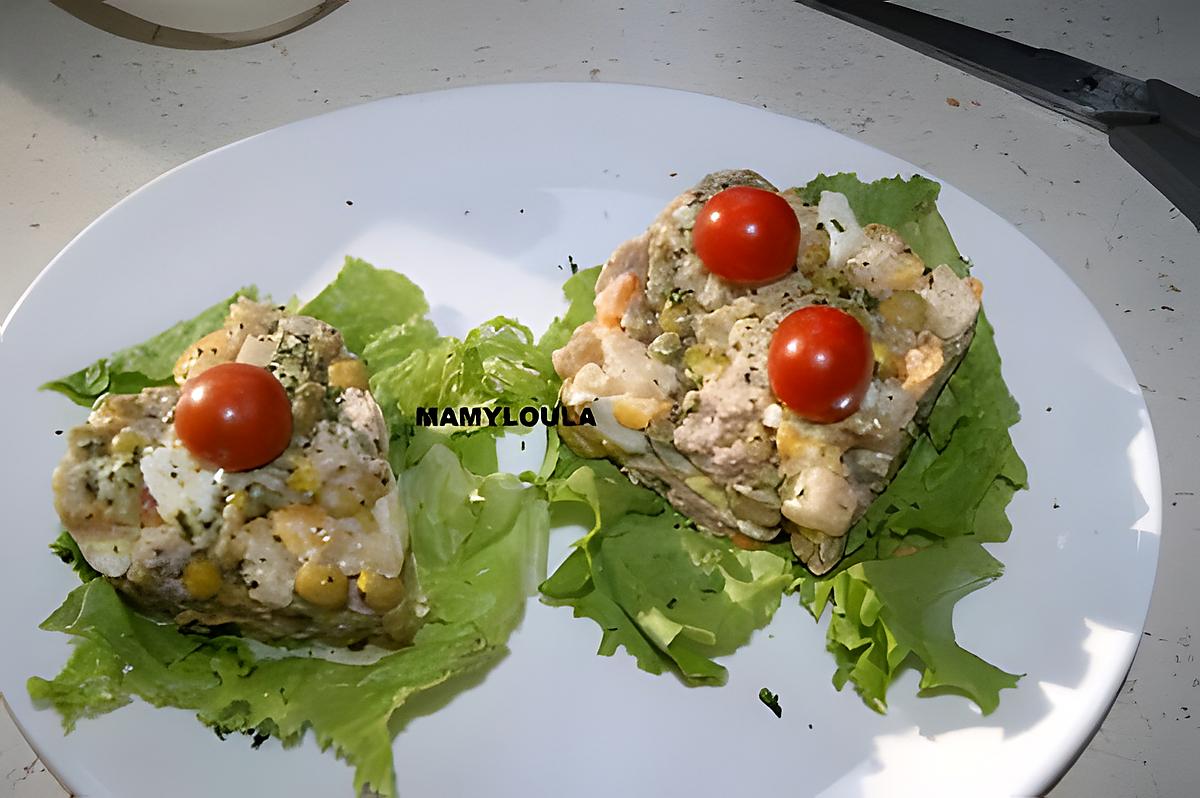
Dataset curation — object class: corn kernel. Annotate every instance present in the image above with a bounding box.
[888,256,926,289]
[111,429,149,456]
[776,422,841,470]
[294,560,348,608]
[357,571,406,613]
[286,456,321,493]
[612,397,666,430]
[318,483,366,518]
[878,291,927,330]
[871,341,890,365]
[328,358,370,390]
[182,558,221,600]
[272,504,333,557]
[775,421,803,461]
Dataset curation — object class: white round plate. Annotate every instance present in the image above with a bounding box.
[0,83,1160,798]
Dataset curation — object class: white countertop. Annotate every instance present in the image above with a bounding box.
[2,0,1197,795]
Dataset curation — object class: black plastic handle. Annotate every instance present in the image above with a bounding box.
[1108,80,1200,229]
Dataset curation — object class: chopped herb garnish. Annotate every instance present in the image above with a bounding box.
[667,287,693,305]
[759,687,782,718]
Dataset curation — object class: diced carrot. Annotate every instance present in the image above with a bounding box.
[730,531,768,551]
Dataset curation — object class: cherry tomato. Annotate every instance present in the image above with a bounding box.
[174,363,293,472]
[767,306,874,424]
[692,186,801,284]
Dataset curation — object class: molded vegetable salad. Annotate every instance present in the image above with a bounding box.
[541,172,1026,710]
[52,299,421,647]
[30,172,1026,797]
[33,262,559,798]
[551,169,984,574]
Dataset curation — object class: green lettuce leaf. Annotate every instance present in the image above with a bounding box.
[403,446,548,642]
[840,312,1027,562]
[32,440,543,797]
[537,265,601,356]
[32,444,545,798]
[42,287,258,405]
[300,258,561,461]
[33,259,552,797]
[368,317,559,432]
[538,450,792,686]
[26,631,133,732]
[48,530,100,583]
[792,174,1025,711]
[535,267,795,687]
[28,576,498,798]
[796,173,969,276]
[361,318,441,373]
[796,540,1020,713]
[300,257,430,355]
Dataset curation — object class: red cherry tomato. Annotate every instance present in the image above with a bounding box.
[174,363,293,472]
[692,186,801,284]
[767,306,874,424]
